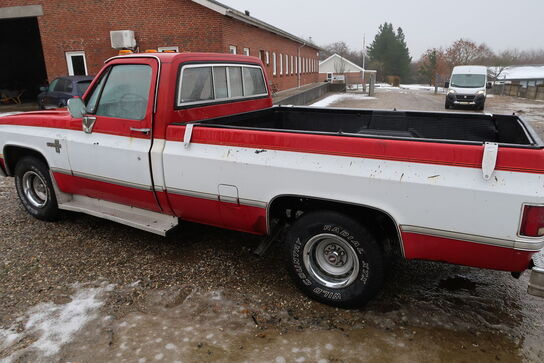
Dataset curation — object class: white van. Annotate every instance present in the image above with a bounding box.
[445,65,491,110]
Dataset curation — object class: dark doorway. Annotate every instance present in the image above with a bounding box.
[0,17,47,102]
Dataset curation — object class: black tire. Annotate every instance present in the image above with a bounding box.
[445,102,450,109]
[284,210,385,308]
[14,156,59,221]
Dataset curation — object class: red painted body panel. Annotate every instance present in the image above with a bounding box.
[167,193,267,235]
[402,232,534,272]
[0,156,5,174]
[53,173,161,213]
[166,125,544,174]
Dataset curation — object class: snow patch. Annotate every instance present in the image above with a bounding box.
[0,282,114,361]
[309,93,376,108]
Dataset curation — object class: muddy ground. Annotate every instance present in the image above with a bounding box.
[1,88,544,362]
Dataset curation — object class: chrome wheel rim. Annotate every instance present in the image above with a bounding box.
[303,233,359,289]
[22,171,48,208]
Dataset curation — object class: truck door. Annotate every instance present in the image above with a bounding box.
[64,58,160,212]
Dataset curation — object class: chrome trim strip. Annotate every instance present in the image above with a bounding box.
[219,195,238,204]
[50,167,72,176]
[167,187,218,201]
[401,225,544,252]
[401,225,514,249]
[72,171,153,191]
[166,187,268,209]
[239,198,268,209]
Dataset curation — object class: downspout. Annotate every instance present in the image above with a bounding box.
[297,42,306,88]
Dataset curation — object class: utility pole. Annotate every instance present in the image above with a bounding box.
[362,34,366,93]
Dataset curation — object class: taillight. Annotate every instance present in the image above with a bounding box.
[520,205,544,237]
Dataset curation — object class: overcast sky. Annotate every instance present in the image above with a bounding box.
[221,0,544,59]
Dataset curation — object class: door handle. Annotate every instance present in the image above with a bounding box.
[130,128,151,135]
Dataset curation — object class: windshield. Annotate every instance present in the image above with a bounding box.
[76,80,92,96]
[450,74,486,88]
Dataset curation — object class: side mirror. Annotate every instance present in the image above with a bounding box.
[444,81,449,88]
[486,82,492,89]
[67,97,86,119]
[39,86,48,92]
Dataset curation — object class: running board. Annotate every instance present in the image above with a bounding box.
[59,195,178,236]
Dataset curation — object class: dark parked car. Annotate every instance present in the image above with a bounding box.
[37,75,94,109]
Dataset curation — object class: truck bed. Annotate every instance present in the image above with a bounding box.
[193,106,542,148]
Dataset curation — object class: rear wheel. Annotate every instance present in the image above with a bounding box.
[445,101,450,109]
[284,210,385,308]
[14,156,59,221]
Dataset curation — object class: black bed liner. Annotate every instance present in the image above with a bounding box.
[189,106,543,148]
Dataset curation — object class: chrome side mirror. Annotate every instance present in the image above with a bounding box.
[67,97,86,119]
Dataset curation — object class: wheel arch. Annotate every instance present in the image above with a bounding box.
[3,144,50,176]
[267,194,405,257]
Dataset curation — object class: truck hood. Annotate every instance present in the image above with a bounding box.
[0,109,73,128]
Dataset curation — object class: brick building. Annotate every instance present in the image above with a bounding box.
[0,0,320,99]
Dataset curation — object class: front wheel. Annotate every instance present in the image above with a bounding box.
[14,156,60,221]
[285,210,385,308]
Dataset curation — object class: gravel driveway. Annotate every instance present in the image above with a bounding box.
[1,89,543,362]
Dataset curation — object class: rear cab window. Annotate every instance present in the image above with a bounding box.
[177,63,268,107]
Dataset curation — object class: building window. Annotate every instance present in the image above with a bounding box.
[295,56,298,74]
[291,56,294,75]
[280,53,283,75]
[265,51,270,65]
[65,51,88,76]
[158,46,179,52]
[243,48,250,56]
[229,45,237,54]
[285,54,289,75]
[273,52,277,76]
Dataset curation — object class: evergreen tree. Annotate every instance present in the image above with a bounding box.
[367,23,412,81]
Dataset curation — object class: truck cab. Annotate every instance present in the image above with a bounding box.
[445,65,490,110]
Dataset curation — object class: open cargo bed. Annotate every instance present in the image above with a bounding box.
[193,106,543,148]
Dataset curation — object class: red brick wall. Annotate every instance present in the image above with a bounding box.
[223,18,320,91]
[2,0,224,80]
[3,0,319,90]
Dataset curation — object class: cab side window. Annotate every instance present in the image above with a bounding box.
[96,64,152,120]
[88,64,151,120]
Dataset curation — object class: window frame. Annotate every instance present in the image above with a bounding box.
[65,51,88,76]
[176,63,269,108]
[273,52,277,76]
[265,51,270,65]
[229,45,237,54]
[243,47,250,56]
[279,53,283,75]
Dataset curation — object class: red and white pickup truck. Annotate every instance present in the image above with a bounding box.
[1,52,543,307]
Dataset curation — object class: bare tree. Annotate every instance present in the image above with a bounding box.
[333,56,347,74]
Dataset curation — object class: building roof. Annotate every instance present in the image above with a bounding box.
[319,53,375,73]
[191,0,320,49]
[499,65,544,80]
